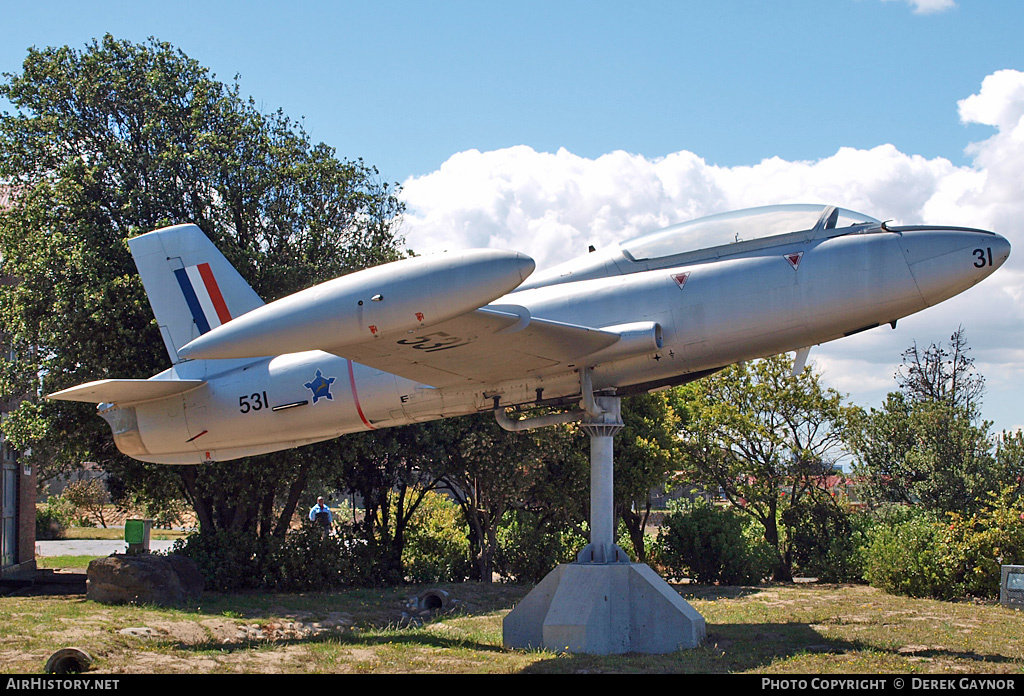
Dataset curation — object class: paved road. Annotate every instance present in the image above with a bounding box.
[35,540,177,556]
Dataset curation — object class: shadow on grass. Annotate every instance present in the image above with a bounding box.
[155,626,511,657]
[675,583,770,601]
[517,621,851,673]
[154,611,1019,674]
[184,582,532,623]
[518,620,1020,674]
[15,578,1023,673]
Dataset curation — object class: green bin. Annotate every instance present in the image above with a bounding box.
[124,518,152,554]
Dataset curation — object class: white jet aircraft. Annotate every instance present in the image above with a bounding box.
[49,204,1010,465]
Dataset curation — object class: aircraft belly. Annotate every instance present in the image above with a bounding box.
[134,354,409,459]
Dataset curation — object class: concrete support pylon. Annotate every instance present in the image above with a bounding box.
[503,394,706,654]
[576,397,629,564]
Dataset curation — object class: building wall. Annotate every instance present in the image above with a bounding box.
[1,433,35,575]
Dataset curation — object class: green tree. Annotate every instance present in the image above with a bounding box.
[327,422,451,584]
[436,412,587,582]
[782,496,867,582]
[847,328,1000,515]
[615,392,682,563]
[61,478,110,527]
[0,36,405,541]
[401,489,472,584]
[657,498,772,585]
[993,429,1024,499]
[671,354,850,581]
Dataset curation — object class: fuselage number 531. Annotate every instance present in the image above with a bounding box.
[239,391,269,413]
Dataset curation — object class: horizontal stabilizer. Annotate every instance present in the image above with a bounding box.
[47,379,206,404]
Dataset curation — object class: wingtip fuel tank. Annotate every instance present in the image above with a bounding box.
[177,249,536,360]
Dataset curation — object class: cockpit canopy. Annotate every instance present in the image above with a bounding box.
[516,204,885,291]
[620,204,881,261]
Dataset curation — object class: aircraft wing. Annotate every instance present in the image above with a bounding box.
[173,248,663,389]
[47,379,206,404]
[331,305,623,388]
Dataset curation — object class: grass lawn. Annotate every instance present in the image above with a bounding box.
[2,580,1022,674]
[35,555,99,570]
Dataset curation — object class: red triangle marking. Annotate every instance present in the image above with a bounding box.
[785,252,803,270]
[672,272,690,288]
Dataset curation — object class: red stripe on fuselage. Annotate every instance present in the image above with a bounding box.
[197,263,232,324]
[347,359,376,430]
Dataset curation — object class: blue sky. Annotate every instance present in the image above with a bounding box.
[2,1,1020,181]
[5,1,1024,434]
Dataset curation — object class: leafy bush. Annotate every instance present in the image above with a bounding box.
[402,491,472,583]
[947,490,1024,597]
[176,491,479,590]
[863,491,1024,600]
[495,509,587,583]
[172,521,381,592]
[260,524,363,592]
[35,495,77,540]
[783,497,869,582]
[617,520,658,565]
[863,507,952,598]
[174,528,263,592]
[657,499,772,584]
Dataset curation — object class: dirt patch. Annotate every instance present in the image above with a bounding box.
[0,649,50,673]
[106,612,355,648]
[147,620,212,644]
[199,618,250,643]
[114,650,223,674]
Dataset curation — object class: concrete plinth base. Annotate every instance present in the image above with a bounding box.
[503,562,706,654]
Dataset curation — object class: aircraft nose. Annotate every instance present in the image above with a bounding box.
[900,227,1010,306]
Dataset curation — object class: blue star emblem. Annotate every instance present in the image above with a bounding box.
[304,369,336,404]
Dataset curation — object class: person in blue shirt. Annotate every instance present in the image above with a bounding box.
[309,496,333,536]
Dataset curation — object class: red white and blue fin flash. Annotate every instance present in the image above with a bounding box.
[174,263,232,334]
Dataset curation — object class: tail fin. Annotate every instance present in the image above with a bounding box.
[129,224,265,364]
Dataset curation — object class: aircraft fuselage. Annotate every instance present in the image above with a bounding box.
[97,215,1009,464]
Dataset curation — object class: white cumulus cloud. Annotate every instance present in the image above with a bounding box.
[400,144,968,271]
[884,0,957,14]
[397,69,1024,431]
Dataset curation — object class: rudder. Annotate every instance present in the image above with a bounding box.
[129,224,265,364]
